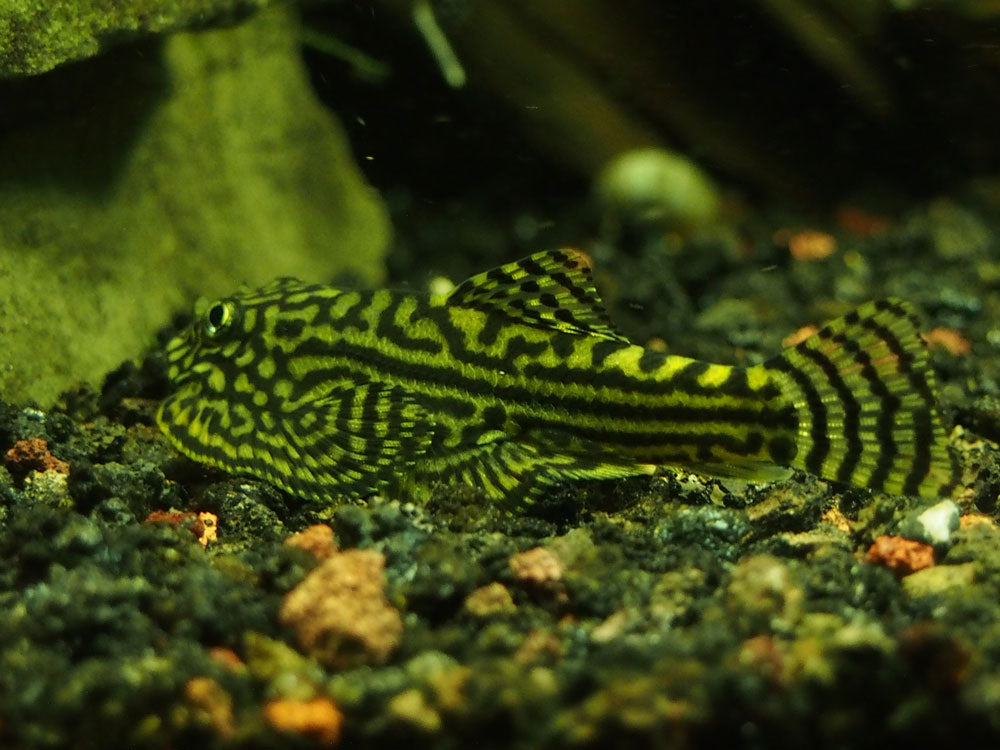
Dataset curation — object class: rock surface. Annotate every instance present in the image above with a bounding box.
[0,0,271,77]
[0,6,389,404]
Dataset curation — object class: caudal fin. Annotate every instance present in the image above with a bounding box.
[766,299,959,498]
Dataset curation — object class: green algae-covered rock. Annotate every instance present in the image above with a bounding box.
[0,6,390,404]
[0,0,274,77]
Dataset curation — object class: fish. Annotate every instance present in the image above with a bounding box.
[156,248,959,510]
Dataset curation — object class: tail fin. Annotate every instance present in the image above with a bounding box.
[765,299,958,498]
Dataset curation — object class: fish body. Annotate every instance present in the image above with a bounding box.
[157,249,958,508]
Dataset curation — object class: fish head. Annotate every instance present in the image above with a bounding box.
[161,277,333,391]
[156,278,337,460]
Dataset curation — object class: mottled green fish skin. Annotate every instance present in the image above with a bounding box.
[157,249,958,509]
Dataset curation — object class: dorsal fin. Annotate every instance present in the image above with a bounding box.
[445,249,628,341]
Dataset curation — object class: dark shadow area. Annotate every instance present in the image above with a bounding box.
[0,39,168,194]
[299,1,1000,208]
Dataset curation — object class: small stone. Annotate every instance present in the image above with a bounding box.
[591,609,630,643]
[514,629,564,665]
[649,567,704,625]
[917,500,961,545]
[786,229,836,261]
[23,469,71,506]
[279,549,403,668]
[263,697,343,746]
[510,546,563,585]
[144,510,218,547]
[830,618,893,652]
[923,328,971,355]
[959,514,997,533]
[821,508,853,534]
[184,677,237,739]
[902,562,977,597]
[463,582,516,617]
[196,512,218,547]
[4,437,69,476]
[243,633,326,699]
[207,647,244,672]
[774,529,851,554]
[285,524,337,561]
[899,500,960,547]
[387,688,442,733]
[865,535,935,576]
[726,555,803,627]
[428,666,471,713]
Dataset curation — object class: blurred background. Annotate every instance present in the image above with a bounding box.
[1,0,999,403]
[301,0,1000,267]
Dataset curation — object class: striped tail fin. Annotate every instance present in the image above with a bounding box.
[765,299,958,498]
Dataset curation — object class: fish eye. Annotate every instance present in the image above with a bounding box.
[203,301,233,338]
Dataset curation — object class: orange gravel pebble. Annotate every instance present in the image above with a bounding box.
[196,512,218,547]
[779,229,836,261]
[285,524,337,561]
[865,535,935,576]
[510,547,563,585]
[280,549,403,668]
[144,510,217,547]
[263,697,343,745]
[782,325,819,349]
[4,437,69,475]
[184,677,237,738]
[821,508,853,535]
[922,327,971,356]
[959,514,997,532]
[207,647,244,671]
